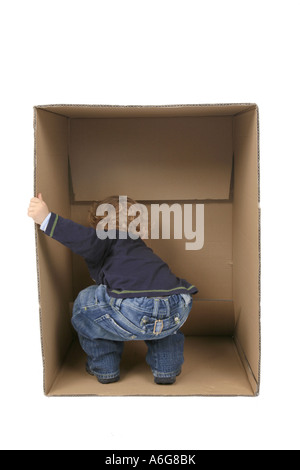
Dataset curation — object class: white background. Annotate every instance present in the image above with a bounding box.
[1,0,299,450]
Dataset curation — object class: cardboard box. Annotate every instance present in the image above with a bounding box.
[34,103,261,396]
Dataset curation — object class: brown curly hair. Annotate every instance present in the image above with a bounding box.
[88,195,144,233]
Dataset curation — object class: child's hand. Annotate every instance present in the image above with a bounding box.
[28,193,50,225]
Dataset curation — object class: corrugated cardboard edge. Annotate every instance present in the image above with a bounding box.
[257,105,262,396]
[47,393,255,398]
[33,106,47,395]
[34,103,256,108]
[34,103,257,118]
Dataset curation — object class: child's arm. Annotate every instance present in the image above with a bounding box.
[28,194,112,266]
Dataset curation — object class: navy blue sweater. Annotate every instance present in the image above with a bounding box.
[44,212,198,299]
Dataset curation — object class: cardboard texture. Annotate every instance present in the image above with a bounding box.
[34,103,260,396]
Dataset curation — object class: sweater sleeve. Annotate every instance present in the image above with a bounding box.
[43,212,112,266]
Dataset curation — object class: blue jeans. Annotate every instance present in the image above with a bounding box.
[72,284,193,381]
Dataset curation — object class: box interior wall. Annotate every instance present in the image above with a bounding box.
[34,104,260,396]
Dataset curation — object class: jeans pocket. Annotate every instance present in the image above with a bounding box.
[111,304,145,338]
[95,314,137,340]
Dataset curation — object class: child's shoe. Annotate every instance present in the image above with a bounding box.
[154,369,181,385]
[86,366,120,384]
[155,376,176,385]
[97,375,120,384]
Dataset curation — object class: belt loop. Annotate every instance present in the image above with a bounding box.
[152,299,160,318]
[110,297,123,308]
[165,298,170,316]
[181,294,191,307]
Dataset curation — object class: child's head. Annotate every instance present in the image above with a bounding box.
[89,196,148,238]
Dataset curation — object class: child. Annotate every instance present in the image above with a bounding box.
[28,194,198,385]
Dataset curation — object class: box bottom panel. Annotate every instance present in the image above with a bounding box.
[47,336,254,396]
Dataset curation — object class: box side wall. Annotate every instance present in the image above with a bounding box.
[233,108,260,392]
[35,109,73,394]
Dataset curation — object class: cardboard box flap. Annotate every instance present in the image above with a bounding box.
[69,116,234,201]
